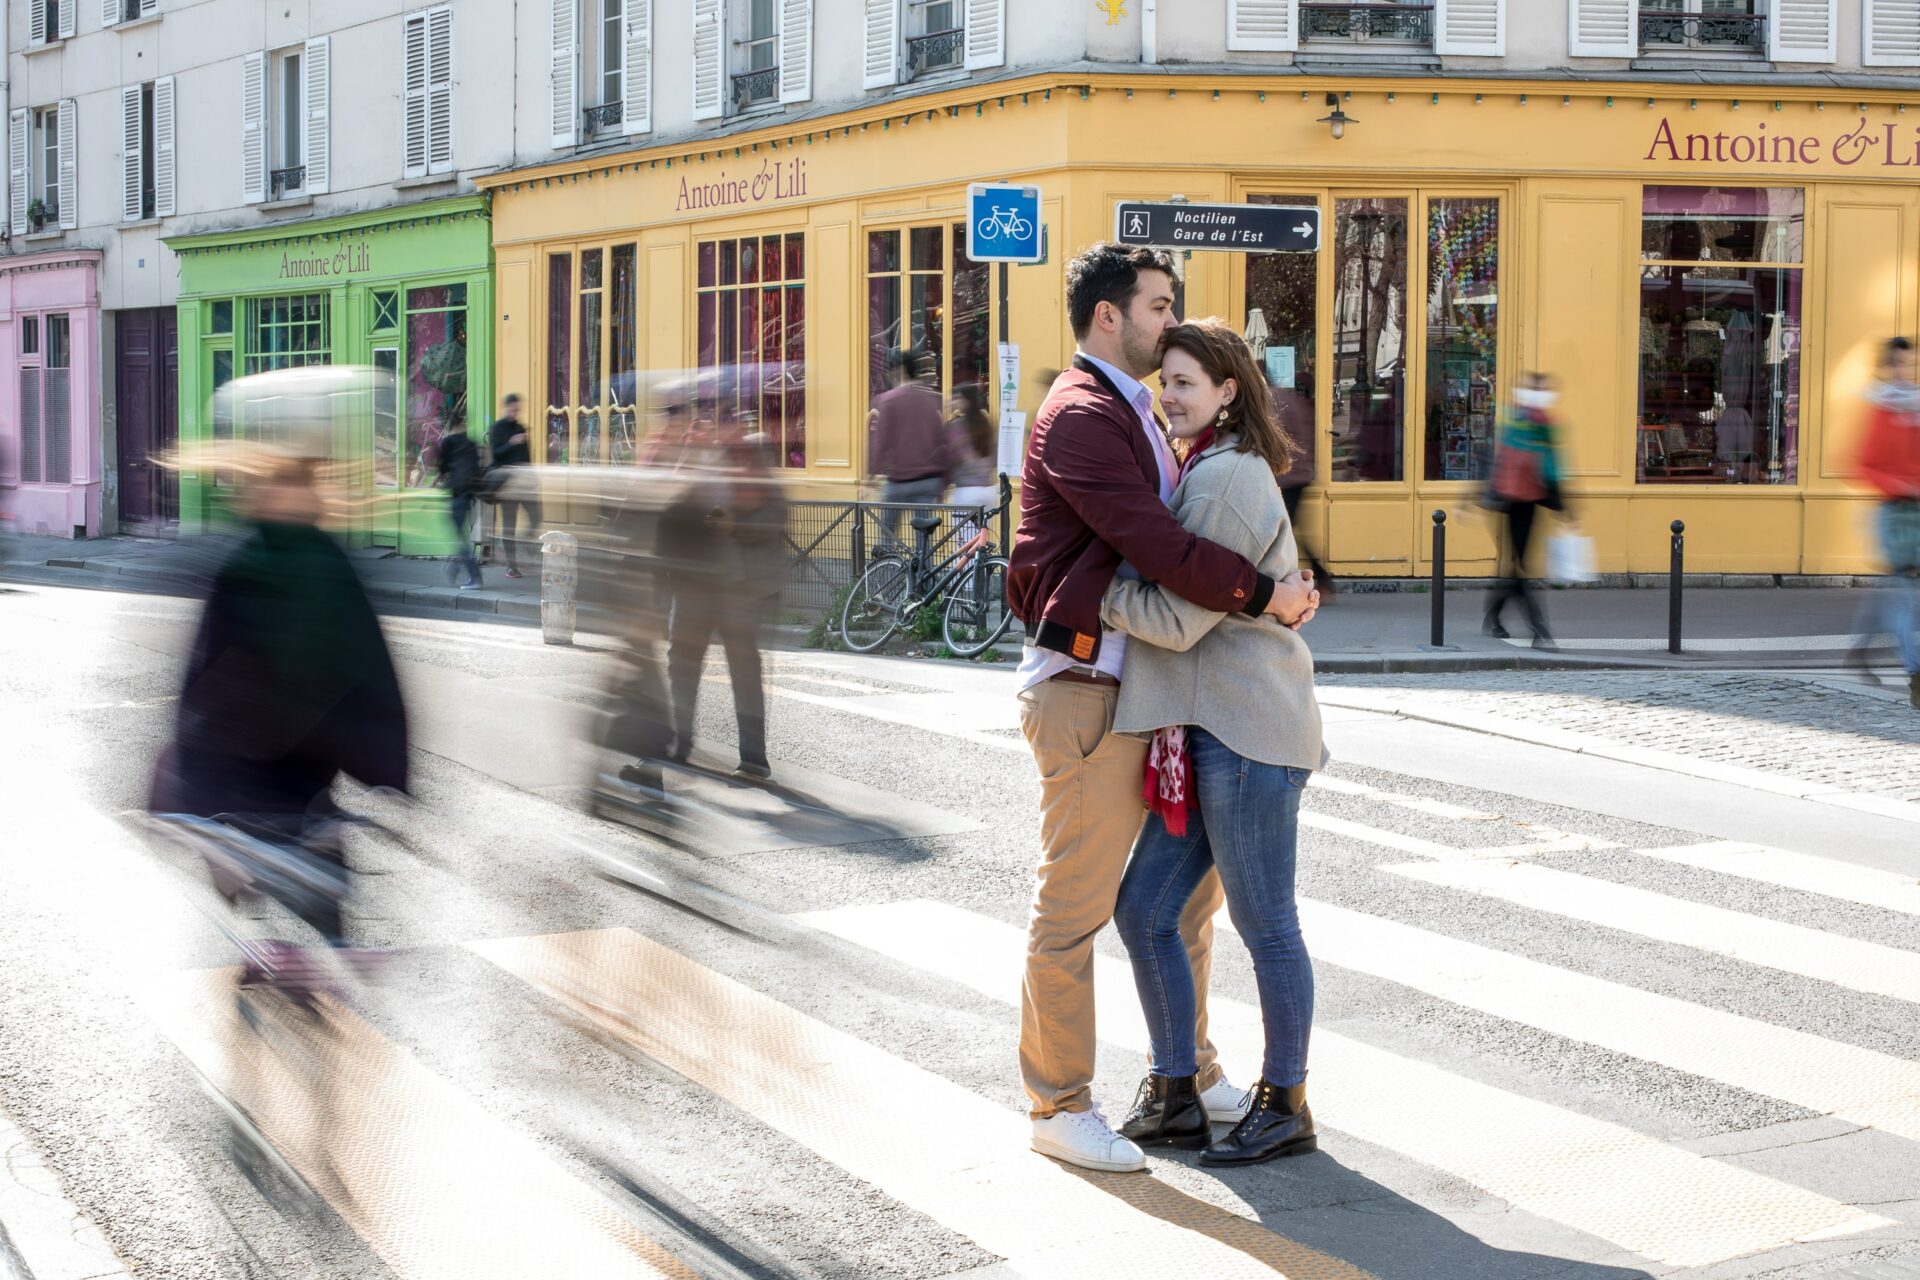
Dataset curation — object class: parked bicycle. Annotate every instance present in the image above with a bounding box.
[839,506,1012,657]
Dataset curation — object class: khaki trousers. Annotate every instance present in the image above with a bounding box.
[1017,677,1224,1119]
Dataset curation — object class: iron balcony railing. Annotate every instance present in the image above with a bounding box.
[1300,2,1435,44]
[907,26,964,74]
[731,65,779,111]
[583,101,624,134]
[1638,7,1766,52]
[269,165,305,200]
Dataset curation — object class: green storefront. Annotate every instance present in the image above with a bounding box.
[169,195,493,551]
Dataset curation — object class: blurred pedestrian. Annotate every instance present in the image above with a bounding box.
[1273,377,1334,599]
[868,348,954,545]
[436,419,483,590]
[945,384,999,512]
[150,408,409,952]
[488,393,541,579]
[1483,372,1567,649]
[1852,336,1920,709]
[665,430,789,782]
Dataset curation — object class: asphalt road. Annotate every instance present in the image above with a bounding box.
[4,579,1919,1280]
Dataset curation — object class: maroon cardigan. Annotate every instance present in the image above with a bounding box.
[1008,357,1275,664]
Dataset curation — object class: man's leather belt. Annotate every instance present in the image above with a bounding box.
[1048,669,1120,688]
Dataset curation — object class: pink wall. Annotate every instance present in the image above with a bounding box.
[0,250,103,539]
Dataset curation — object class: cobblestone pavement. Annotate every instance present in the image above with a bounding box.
[1326,671,1920,802]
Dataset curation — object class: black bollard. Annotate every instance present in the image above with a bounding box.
[999,471,1012,553]
[1431,509,1448,648]
[1668,519,1685,655]
[850,500,866,587]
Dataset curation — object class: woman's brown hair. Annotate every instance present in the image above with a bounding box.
[1159,319,1295,477]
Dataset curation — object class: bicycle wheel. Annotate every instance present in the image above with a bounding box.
[977,216,1001,241]
[941,556,1012,658]
[840,556,912,653]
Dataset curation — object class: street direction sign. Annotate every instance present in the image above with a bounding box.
[1113,201,1320,253]
[967,183,1044,264]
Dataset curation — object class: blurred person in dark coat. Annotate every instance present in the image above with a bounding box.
[488,393,541,578]
[1273,381,1333,598]
[664,429,789,782]
[150,435,408,946]
[437,420,484,589]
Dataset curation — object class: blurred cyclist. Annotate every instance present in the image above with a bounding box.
[1853,336,1920,710]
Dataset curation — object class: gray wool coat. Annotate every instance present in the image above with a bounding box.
[1101,434,1328,772]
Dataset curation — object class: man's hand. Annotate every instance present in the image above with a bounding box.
[508,432,528,446]
[1264,569,1319,628]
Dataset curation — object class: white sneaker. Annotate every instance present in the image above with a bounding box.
[1031,1105,1147,1173]
[1201,1076,1252,1124]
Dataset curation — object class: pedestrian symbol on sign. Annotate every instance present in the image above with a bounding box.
[1127,212,1149,237]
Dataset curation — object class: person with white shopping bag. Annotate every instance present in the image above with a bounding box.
[1483,372,1572,648]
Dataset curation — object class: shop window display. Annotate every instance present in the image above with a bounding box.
[1330,198,1408,483]
[1243,194,1319,474]
[696,232,806,468]
[402,283,468,489]
[865,223,990,424]
[1425,198,1500,483]
[1638,186,1802,485]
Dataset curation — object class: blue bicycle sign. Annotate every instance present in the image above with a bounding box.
[966,183,1044,263]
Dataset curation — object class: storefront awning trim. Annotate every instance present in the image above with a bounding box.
[163,194,488,257]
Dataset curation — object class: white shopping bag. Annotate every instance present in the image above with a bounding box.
[1545,532,1597,584]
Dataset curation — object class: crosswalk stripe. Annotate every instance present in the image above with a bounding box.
[1291,898,1920,1146]
[140,969,697,1280]
[1633,843,1920,919]
[469,928,1376,1280]
[799,899,1889,1269]
[1299,812,1464,860]
[1383,858,1920,1005]
[1304,775,1500,822]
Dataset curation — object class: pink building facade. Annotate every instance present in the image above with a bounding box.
[0,250,103,539]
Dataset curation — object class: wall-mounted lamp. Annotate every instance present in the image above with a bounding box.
[1317,92,1356,141]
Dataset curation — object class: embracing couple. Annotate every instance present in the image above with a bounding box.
[1007,242,1327,1173]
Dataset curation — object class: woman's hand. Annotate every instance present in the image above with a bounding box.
[1267,570,1320,629]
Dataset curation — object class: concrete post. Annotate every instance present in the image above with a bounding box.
[540,530,577,646]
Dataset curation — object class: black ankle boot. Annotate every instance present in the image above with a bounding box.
[1200,1078,1315,1166]
[1119,1074,1210,1149]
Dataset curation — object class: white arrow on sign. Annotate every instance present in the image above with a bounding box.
[1294,223,1313,236]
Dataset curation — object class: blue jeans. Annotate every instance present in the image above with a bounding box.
[1113,729,1313,1086]
[1855,502,1920,675]
[448,494,480,585]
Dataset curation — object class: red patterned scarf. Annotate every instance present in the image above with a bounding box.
[1140,427,1216,836]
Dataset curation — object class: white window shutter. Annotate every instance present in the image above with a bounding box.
[1228,0,1296,51]
[58,0,75,39]
[427,7,453,173]
[120,85,143,222]
[779,0,812,105]
[1435,0,1503,54]
[622,0,652,134]
[862,0,899,89]
[242,51,266,202]
[1771,0,1836,61]
[31,2,48,43]
[1866,0,1920,65]
[303,38,330,194]
[102,0,121,28]
[549,0,577,148]
[9,110,29,235]
[56,99,76,229]
[405,13,430,177]
[691,0,723,121]
[964,0,1004,69]
[141,0,156,13]
[154,75,175,217]
[1567,0,1635,56]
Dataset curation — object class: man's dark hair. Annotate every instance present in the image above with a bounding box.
[1066,242,1177,340]
[502,392,523,406]
[1887,336,1914,357]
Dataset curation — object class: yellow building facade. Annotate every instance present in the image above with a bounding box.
[480,71,1920,576]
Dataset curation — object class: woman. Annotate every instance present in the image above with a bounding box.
[944,384,999,511]
[1483,372,1567,648]
[1105,319,1326,1167]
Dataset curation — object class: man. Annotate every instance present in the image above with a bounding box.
[1855,336,1920,709]
[1008,242,1317,1173]
[868,348,954,545]
[436,420,483,590]
[489,393,541,578]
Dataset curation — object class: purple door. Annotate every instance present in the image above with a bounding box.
[115,307,178,526]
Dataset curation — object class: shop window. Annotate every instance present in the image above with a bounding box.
[403,284,469,488]
[1244,194,1319,481]
[546,244,638,466]
[244,294,330,376]
[1330,198,1408,483]
[372,347,400,489]
[731,0,779,112]
[697,232,806,468]
[371,290,401,333]
[1425,198,1500,482]
[209,300,233,335]
[1640,0,1767,57]
[865,223,989,428]
[15,311,69,484]
[1301,0,1435,49]
[1638,186,1802,485]
[906,0,963,75]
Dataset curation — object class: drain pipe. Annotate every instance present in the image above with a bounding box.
[1141,0,1158,65]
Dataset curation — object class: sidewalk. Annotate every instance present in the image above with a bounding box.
[3,531,1904,672]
